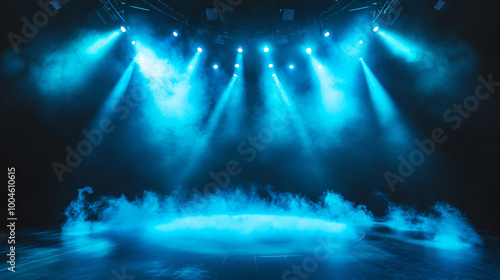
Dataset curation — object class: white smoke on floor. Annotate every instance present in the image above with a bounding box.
[62,186,481,254]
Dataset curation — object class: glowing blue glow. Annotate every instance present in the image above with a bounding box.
[268,63,274,68]
[289,64,294,69]
[271,74,316,158]
[90,60,136,126]
[324,31,330,37]
[131,41,136,45]
[359,40,363,44]
[213,64,219,69]
[197,47,203,53]
[156,215,347,233]
[385,202,483,250]
[63,186,482,254]
[86,31,120,55]
[377,30,422,62]
[310,56,346,114]
[263,47,269,53]
[237,47,243,53]
[373,26,379,32]
[33,30,122,95]
[63,187,371,254]
[360,59,398,125]
[173,31,178,37]
[120,26,127,33]
[306,48,312,54]
[134,42,197,118]
[177,75,238,182]
[235,64,240,68]
[360,59,411,146]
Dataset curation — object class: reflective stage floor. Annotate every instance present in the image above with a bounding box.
[2,225,500,280]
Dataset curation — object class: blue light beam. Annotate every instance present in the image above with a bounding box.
[360,59,411,144]
[377,30,422,62]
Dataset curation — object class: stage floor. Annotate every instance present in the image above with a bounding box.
[2,225,500,280]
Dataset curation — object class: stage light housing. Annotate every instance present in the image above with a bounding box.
[373,26,379,32]
[173,31,179,37]
[238,47,243,53]
[120,26,127,33]
[324,31,330,37]
[289,65,294,69]
[306,48,312,54]
[197,47,203,53]
[268,64,274,68]
[235,64,240,68]
[213,64,219,69]
[264,47,270,53]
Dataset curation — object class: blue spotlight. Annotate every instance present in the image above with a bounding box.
[131,41,136,45]
[289,65,294,69]
[234,74,238,77]
[377,31,421,62]
[306,48,312,54]
[173,31,179,37]
[263,47,269,53]
[235,64,240,68]
[86,31,120,55]
[268,64,274,68]
[238,47,243,53]
[373,26,379,32]
[324,31,330,37]
[197,47,203,53]
[318,65,323,70]
[120,26,127,33]
[359,40,364,45]
[213,64,219,69]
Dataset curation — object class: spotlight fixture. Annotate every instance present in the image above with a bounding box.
[359,57,363,61]
[206,8,218,20]
[289,65,294,69]
[434,0,446,10]
[197,47,203,53]
[234,74,238,77]
[213,64,219,69]
[235,64,240,68]
[324,31,330,37]
[238,47,243,53]
[120,26,127,33]
[268,64,274,68]
[173,31,178,37]
[373,26,379,32]
[306,48,312,54]
[281,8,295,21]
[50,0,63,10]
[131,41,136,45]
[359,40,364,44]
[263,47,270,53]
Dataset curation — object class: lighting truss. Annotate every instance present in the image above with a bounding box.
[372,0,403,26]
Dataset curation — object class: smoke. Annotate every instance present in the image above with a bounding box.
[62,186,481,254]
[385,201,483,249]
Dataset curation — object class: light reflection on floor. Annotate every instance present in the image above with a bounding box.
[2,225,500,280]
